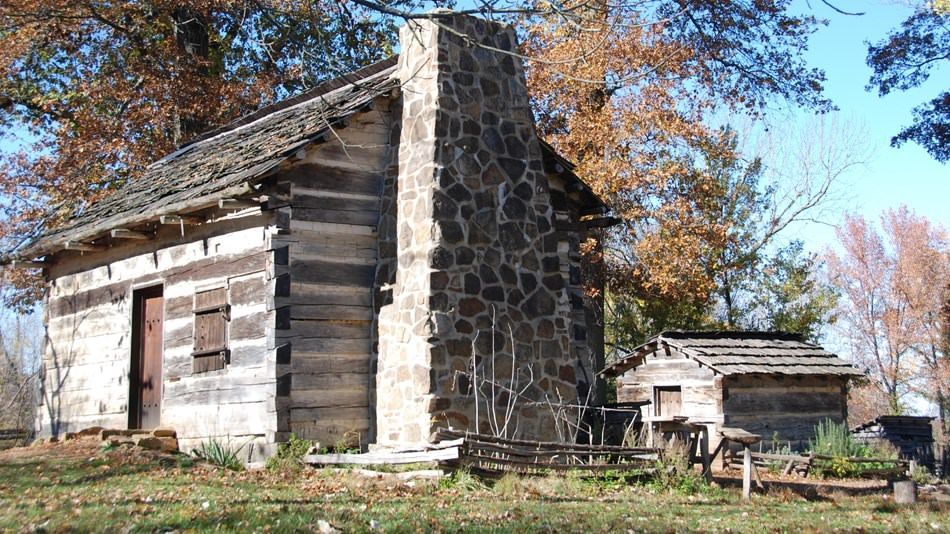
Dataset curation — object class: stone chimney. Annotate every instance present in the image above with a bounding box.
[375,13,579,445]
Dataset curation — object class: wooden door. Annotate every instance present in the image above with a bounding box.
[130,286,163,429]
[655,386,682,417]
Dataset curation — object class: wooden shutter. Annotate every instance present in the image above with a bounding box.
[655,386,682,417]
[192,287,229,373]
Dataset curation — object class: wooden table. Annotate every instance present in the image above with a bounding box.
[641,416,712,482]
[718,427,762,500]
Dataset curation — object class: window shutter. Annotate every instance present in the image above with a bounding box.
[192,287,229,373]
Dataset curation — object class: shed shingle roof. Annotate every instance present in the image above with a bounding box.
[600,330,863,378]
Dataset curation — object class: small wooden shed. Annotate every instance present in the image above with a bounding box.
[600,331,864,451]
[851,416,935,471]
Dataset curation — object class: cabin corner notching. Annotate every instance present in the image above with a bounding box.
[10,13,612,460]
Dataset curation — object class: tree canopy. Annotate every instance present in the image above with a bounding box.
[828,207,949,427]
[0,0,841,319]
[866,6,949,162]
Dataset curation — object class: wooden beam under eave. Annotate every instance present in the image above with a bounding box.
[159,214,203,225]
[110,228,152,240]
[64,241,106,252]
[218,198,260,210]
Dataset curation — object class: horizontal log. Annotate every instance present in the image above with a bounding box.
[291,387,368,408]
[291,193,379,213]
[282,164,382,196]
[459,456,655,472]
[279,337,372,354]
[292,353,372,374]
[274,286,372,308]
[292,208,379,227]
[304,447,459,465]
[289,319,372,340]
[433,429,660,455]
[288,419,371,441]
[291,258,375,287]
[724,392,844,415]
[289,406,369,423]
[290,304,373,321]
[291,372,370,390]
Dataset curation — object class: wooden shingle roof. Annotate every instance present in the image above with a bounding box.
[11,57,400,260]
[8,53,609,262]
[600,330,863,378]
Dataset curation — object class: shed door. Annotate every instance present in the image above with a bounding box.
[130,286,163,429]
[655,386,682,417]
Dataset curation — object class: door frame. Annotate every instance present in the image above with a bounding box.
[129,284,164,429]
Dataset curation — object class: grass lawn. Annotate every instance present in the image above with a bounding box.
[0,439,946,532]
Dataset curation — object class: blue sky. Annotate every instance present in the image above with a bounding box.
[781,0,948,252]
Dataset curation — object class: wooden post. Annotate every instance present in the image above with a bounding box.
[742,445,752,500]
[700,426,711,482]
[893,481,916,504]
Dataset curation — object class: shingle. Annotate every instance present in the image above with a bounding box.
[16,58,401,258]
[602,330,863,377]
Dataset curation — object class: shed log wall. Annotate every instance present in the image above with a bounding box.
[722,374,848,450]
[616,349,723,446]
[270,102,396,449]
[40,215,284,459]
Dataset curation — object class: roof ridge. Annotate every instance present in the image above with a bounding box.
[657,330,805,342]
[148,56,400,168]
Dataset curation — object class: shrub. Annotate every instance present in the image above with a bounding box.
[191,438,246,471]
[808,419,898,478]
[265,434,313,471]
[492,473,528,495]
[650,441,712,495]
[439,468,486,492]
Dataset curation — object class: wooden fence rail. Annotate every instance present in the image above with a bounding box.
[729,450,911,478]
[0,428,30,450]
[433,429,661,476]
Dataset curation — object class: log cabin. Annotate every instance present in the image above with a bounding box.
[1,13,611,460]
[851,416,936,471]
[600,331,863,452]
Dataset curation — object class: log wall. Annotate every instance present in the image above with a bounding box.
[270,101,396,449]
[616,349,723,446]
[617,351,849,451]
[722,374,848,450]
[40,215,284,460]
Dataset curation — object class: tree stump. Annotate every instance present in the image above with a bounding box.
[893,481,916,504]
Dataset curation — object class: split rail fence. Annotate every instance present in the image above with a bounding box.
[725,450,911,478]
[304,428,662,477]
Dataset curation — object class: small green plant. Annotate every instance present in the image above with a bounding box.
[175,454,196,469]
[492,472,527,495]
[191,437,247,471]
[810,419,862,459]
[332,430,362,453]
[910,464,934,485]
[439,467,486,492]
[99,441,117,453]
[265,434,313,471]
[808,419,899,478]
[649,441,711,495]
